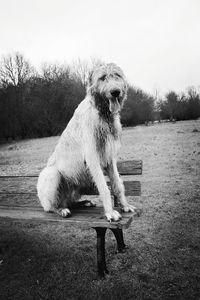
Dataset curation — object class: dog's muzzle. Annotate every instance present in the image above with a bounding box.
[110,89,120,98]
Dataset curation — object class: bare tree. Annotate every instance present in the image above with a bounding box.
[187,86,199,100]
[70,58,90,88]
[70,57,105,88]
[0,53,34,137]
[0,52,33,87]
[41,62,70,82]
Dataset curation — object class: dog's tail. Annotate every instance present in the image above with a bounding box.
[37,166,61,212]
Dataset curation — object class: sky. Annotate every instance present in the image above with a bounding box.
[0,0,200,97]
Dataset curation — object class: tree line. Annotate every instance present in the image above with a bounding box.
[157,89,200,121]
[0,53,200,140]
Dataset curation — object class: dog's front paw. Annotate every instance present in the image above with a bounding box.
[121,205,142,216]
[59,208,71,218]
[105,210,122,222]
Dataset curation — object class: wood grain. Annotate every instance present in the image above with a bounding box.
[0,205,136,229]
[117,160,142,175]
[0,177,141,196]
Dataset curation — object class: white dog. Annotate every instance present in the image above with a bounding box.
[37,63,136,222]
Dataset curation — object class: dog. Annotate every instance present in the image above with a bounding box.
[37,63,136,222]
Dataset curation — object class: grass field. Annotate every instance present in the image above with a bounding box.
[0,119,200,299]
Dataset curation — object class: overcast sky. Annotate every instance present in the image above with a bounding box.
[0,0,199,96]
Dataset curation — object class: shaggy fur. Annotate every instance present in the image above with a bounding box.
[37,63,136,221]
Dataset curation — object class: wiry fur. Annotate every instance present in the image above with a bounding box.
[37,63,136,221]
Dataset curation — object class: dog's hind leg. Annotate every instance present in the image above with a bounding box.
[71,200,96,208]
[51,207,71,217]
[37,166,71,217]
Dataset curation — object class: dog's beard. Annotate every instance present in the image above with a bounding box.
[93,92,123,122]
[93,93,121,123]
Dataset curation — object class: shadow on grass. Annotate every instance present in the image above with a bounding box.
[0,221,97,300]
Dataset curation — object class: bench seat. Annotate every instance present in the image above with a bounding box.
[0,205,135,229]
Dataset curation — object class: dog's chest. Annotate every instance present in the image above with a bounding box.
[94,119,121,163]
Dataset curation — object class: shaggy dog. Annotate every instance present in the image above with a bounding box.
[37,63,136,222]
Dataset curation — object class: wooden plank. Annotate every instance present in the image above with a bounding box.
[0,193,39,206]
[80,180,141,196]
[0,177,37,194]
[0,160,142,178]
[117,160,142,175]
[0,205,136,229]
[0,177,141,196]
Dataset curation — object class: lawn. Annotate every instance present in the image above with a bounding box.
[0,119,200,299]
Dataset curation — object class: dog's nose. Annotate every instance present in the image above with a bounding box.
[110,89,120,98]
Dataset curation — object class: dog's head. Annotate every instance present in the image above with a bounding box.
[87,63,128,116]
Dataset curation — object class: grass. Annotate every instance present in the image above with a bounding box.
[0,119,200,299]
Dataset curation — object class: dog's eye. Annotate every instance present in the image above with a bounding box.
[99,75,106,81]
[115,73,122,78]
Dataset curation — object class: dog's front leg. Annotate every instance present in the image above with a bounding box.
[107,160,137,213]
[85,154,121,222]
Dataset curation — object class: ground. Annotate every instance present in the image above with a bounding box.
[0,119,200,299]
